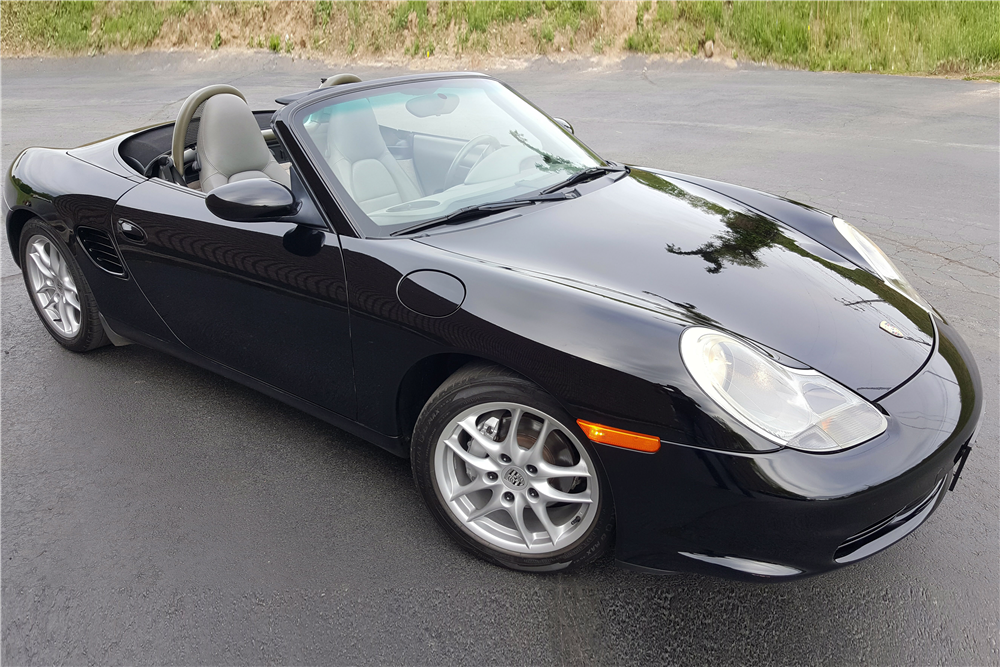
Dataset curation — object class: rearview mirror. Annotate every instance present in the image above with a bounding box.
[406,93,460,118]
[206,179,299,222]
[553,117,574,135]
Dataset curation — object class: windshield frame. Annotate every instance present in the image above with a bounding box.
[278,72,608,239]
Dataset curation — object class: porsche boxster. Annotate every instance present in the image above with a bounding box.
[3,72,982,579]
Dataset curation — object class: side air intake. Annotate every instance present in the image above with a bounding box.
[76,227,125,275]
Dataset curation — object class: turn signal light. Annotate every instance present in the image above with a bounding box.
[577,420,660,453]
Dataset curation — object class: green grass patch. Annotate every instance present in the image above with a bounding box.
[97,1,166,50]
[392,0,429,31]
[314,0,333,29]
[543,0,599,31]
[2,1,96,53]
[626,0,659,52]
[381,1,597,54]
[1,0,204,54]
[441,1,543,33]
[2,0,996,76]
[624,0,999,73]
[722,1,999,73]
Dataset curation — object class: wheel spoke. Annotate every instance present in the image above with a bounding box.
[515,416,552,466]
[28,249,56,280]
[528,500,565,547]
[466,490,504,521]
[501,407,523,448]
[49,246,61,275]
[35,285,56,306]
[534,482,592,505]
[63,289,81,310]
[509,494,534,548]
[536,460,591,481]
[56,295,70,333]
[447,472,495,502]
[65,303,81,332]
[443,435,499,474]
[458,415,503,455]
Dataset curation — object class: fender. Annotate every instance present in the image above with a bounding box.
[5,145,177,343]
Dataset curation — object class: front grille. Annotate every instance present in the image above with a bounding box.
[77,226,125,275]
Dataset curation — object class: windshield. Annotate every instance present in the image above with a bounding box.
[292,77,604,237]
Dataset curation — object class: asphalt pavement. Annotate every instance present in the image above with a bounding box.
[2,52,998,665]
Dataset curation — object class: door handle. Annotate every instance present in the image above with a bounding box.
[118,219,146,243]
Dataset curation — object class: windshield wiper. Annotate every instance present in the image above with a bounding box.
[390,191,578,237]
[539,163,629,195]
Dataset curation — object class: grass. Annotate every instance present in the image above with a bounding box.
[1,0,997,76]
[727,1,1000,73]
[622,1,1000,74]
[441,2,545,33]
[1,0,202,54]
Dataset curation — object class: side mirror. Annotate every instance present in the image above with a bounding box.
[553,117,574,135]
[283,224,326,257]
[206,179,299,222]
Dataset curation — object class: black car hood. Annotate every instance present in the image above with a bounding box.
[418,169,934,400]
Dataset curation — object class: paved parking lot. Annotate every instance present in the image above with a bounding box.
[2,52,998,665]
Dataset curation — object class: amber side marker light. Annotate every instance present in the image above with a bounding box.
[577,420,661,453]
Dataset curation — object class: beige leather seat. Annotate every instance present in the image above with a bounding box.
[326,99,420,213]
[197,93,291,193]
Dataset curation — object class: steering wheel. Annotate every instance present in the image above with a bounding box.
[443,135,501,189]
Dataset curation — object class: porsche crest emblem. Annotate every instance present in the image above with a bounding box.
[503,468,526,489]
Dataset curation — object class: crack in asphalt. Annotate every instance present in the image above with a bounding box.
[867,231,1000,278]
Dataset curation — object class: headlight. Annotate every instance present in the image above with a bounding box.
[680,327,887,452]
[833,217,931,311]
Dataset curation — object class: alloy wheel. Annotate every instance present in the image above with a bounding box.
[25,234,82,338]
[433,401,598,554]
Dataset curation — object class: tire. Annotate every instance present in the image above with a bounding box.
[20,219,110,352]
[411,362,615,572]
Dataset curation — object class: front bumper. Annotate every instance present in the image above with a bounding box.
[602,318,982,580]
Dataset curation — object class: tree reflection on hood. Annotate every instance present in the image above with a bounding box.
[629,169,780,274]
[665,210,781,274]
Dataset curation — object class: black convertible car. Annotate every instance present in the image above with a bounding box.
[4,72,981,579]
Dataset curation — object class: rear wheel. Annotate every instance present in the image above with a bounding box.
[412,363,614,572]
[20,220,110,352]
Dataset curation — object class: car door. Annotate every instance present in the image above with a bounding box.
[110,173,356,419]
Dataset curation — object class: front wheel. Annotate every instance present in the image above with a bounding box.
[411,363,614,572]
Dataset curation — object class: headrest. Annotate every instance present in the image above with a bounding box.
[172,83,246,172]
[327,99,387,163]
[319,73,362,88]
[199,94,272,175]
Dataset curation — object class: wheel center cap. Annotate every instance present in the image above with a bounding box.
[502,466,527,490]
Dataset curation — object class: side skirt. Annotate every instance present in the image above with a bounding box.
[104,316,407,458]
